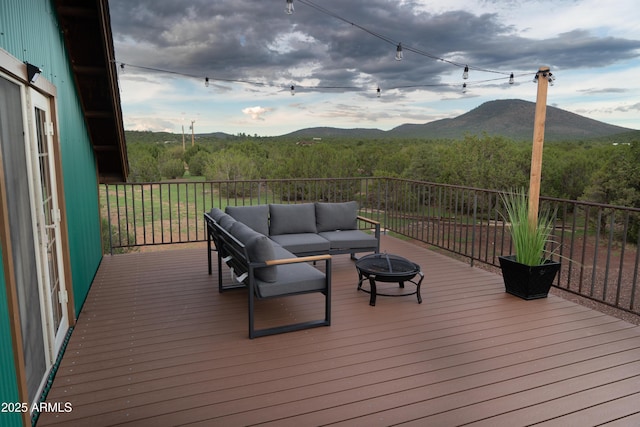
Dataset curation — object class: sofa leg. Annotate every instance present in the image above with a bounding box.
[207,237,212,275]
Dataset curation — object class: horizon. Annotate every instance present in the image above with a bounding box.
[123,99,639,138]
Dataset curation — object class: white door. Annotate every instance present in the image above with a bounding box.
[26,89,68,363]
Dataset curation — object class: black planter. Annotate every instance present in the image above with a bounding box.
[498,255,561,300]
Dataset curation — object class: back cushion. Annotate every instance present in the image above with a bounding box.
[207,207,226,222]
[315,201,358,232]
[217,213,237,230]
[269,203,317,235]
[225,205,269,236]
[229,221,277,282]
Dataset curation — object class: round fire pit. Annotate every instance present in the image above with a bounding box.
[355,253,423,306]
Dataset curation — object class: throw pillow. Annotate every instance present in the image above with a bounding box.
[225,205,269,236]
[269,203,317,235]
[315,201,358,232]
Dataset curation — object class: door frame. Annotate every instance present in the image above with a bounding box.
[25,88,70,364]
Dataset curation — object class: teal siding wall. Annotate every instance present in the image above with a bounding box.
[0,1,103,317]
[0,246,22,427]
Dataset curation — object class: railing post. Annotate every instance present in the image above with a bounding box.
[106,184,113,255]
[384,178,389,235]
[470,192,478,267]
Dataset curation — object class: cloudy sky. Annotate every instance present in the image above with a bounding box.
[109,0,640,137]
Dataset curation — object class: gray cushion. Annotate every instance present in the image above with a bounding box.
[315,201,358,232]
[207,207,226,222]
[229,222,277,282]
[318,230,378,249]
[225,205,269,236]
[269,233,331,255]
[271,244,297,260]
[269,203,317,235]
[217,213,237,230]
[254,262,326,298]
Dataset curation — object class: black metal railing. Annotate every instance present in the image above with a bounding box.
[101,177,640,316]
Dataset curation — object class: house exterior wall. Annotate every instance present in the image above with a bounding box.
[0,246,21,427]
[0,0,105,421]
[0,0,104,312]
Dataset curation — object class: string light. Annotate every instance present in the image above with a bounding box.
[462,82,467,93]
[377,86,381,97]
[290,84,295,95]
[115,60,526,95]
[533,69,556,86]
[286,0,294,15]
[395,43,403,61]
[509,73,514,84]
[205,77,209,87]
[463,65,469,79]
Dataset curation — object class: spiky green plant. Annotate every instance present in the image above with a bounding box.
[501,188,557,266]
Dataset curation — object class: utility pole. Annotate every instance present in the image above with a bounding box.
[528,66,552,230]
[182,124,185,152]
[190,120,195,147]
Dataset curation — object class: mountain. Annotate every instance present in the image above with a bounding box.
[285,99,634,141]
[390,99,633,140]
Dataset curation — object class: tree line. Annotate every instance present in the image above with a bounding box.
[125,132,640,210]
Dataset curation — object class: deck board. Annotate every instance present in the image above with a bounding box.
[36,235,640,426]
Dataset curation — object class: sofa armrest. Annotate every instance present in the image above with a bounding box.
[357,215,381,240]
[357,215,380,226]
[263,254,331,266]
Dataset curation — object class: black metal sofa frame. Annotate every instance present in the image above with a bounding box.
[204,212,332,338]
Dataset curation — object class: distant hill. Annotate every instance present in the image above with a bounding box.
[285,99,634,141]
[125,130,236,144]
[283,127,385,139]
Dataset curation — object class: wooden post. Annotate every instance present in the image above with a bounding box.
[528,66,550,230]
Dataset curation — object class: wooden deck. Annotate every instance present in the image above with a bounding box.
[37,235,640,426]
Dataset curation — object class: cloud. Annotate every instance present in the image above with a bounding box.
[579,87,628,95]
[615,102,640,113]
[124,117,176,132]
[109,0,640,135]
[109,0,640,93]
[242,106,272,120]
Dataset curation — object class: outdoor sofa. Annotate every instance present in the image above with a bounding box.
[204,201,380,338]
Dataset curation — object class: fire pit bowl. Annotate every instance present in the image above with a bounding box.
[355,253,423,306]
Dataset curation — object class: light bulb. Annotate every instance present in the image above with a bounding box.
[462,83,467,93]
[205,77,209,87]
[377,87,381,98]
[395,43,403,61]
[290,85,295,95]
[463,65,469,79]
[509,73,514,84]
[533,74,539,83]
[548,72,555,86]
[286,0,294,15]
